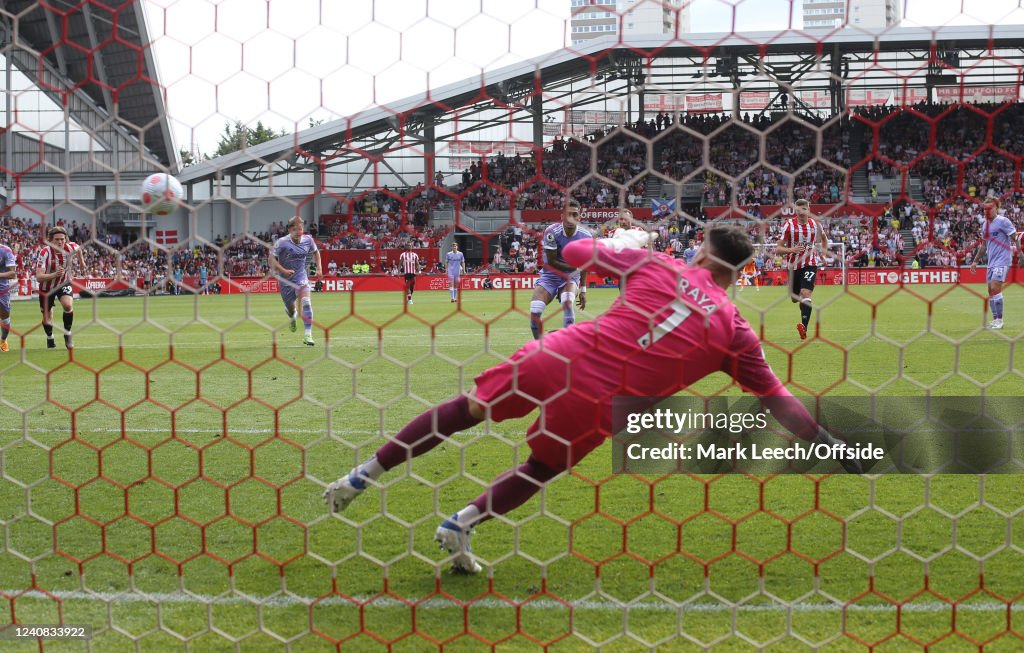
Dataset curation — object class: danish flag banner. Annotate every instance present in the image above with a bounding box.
[155,230,178,245]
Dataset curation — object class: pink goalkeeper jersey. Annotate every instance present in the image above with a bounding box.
[495,240,782,419]
[556,240,782,400]
[471,238,822,469]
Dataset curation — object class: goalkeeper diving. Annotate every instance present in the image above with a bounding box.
[325,216,863,574]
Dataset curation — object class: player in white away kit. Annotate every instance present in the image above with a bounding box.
[0,241,18,352]
[445,242,465,303]
[529,199,591,339]
[35,226,86,350]
[971,196,1019,329]
[775,199,829,340]
[399,243,420,305]
[270,217,322,346]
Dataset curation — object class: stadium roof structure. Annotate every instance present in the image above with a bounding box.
[177,23,1024,193]
[2,0,175,183]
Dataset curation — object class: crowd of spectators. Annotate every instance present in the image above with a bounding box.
[321,187,443,250]
[696,117,849,205]
[0,215,41,263]
[322,214,443,251]
[451,103,1024,217]
[487,225,540,273]
[3,102,1024,283]
[0,212,454,290]
[449,110,854,212]
[0,216,153,287]
[453,133,649,212]
[456,102,1024,270]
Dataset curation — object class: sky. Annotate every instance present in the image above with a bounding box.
[134,0,1024,160]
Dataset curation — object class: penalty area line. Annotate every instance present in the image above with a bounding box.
[0,427,497,437]
[1,588,1019,613]
[21,328,501,351]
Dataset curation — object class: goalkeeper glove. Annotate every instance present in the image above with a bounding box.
[812,428,865,475]
[598,227,657,252]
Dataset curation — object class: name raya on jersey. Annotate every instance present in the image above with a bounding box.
[541,223,592,278]
[473,241,782,470]
[274,235,318,283]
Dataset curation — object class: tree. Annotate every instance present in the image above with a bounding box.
[213,120,286,157]
[179,148,202,168]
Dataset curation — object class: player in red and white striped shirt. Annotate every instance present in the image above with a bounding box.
[35,226,86,350]
[398,243,420,305]
[775,199,829,340]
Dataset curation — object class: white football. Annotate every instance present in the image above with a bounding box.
[141,173,184,215]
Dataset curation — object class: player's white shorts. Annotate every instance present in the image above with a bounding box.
[987,266,1008,283]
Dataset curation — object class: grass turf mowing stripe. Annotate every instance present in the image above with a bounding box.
[2,588,1019,613]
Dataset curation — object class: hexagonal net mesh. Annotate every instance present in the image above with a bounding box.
[1,0,1023,650]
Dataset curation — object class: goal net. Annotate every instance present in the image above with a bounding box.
[1,0,1023,650]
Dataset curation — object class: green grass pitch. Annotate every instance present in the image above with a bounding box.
[1,283,1023,651]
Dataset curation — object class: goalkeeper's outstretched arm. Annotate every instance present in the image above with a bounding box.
[563,229,657,278]
[722,312,863,474]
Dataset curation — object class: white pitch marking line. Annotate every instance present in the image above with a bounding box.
[1,588,1019,613]
[16,329,504,351]
[0,427,497,436]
